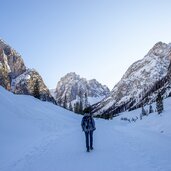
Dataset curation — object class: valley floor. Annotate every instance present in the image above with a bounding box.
[1,87,171,171]
[3,115,171,171]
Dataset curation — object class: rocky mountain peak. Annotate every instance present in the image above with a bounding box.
[63,72,79,79]
[0,38,26,79]
[0,38,55,104]
[0,38,8,48]
[88,79,98,84]
[60,72,82,84]
[53,73,110,112]
[147,41,170,58]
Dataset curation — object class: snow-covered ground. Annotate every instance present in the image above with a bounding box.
[0,86,171,171]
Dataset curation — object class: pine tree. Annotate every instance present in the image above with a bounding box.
[156,92,164,114]
[74,102,80,114]
[63,95,67,109]
[0,64,10,90]
[69,102,73,111]
[79,101,83,114]
[78,90,83,114]
[109,113,113,120]
[149,104,154,114]
[141,106,146,116]
[74,103,76,113]
[57,98,62,106]
[84,92,89,108]
[33,79,40,99]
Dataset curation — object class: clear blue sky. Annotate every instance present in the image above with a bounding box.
[1,0,171,89]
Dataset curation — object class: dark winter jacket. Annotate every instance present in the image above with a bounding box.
[81,114,96,132]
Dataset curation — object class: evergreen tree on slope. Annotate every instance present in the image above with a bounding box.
[156,92,164,114]
[33,79,40,99]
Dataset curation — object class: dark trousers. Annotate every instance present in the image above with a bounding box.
[85,131,93,150]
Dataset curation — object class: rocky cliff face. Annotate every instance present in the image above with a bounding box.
[132,61,171,110]
[0,39,26,79]
[91,42,171,116]
[52,72,110,112]
[0,39,55,104]
[0,49,10,89]
[0,39,26,89]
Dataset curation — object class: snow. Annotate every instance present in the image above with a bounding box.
[70,96,106,110]
[87,96,105,105]
[49,89,56,98]
[0,86,171,171]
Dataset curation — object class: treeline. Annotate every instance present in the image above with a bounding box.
[62,92,89,115]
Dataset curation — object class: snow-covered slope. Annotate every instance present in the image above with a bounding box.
[91,42,171,116]
[1,86,171,171]
[53,72,110,111]
[0,86,79,171]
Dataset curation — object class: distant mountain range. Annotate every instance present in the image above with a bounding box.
[1,38,171,117]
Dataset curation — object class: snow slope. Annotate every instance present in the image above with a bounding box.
[0,86,171,171]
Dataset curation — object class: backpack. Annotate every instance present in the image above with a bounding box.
[82,116,94,132]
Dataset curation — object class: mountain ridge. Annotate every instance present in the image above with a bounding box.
[91,41,171,117]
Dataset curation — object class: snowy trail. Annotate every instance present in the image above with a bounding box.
[5,119,171,171]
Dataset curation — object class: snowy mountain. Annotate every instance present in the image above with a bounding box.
[52,72,110,112]
[132,61,171,110]
[1,86,171,171]
[91,42,171,116]
[0,39,55,103]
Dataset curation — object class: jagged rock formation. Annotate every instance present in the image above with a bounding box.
[52,72,110,112]
[0,39,55,104]
[0,39,26,89]
[91,42,171,117]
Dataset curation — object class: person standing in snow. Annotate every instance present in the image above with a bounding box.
[81,108,96,152]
